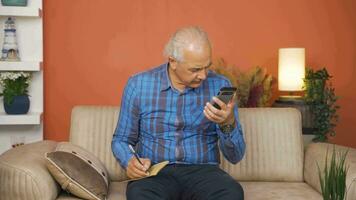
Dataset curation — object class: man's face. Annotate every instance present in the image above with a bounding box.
[169,44,212,89]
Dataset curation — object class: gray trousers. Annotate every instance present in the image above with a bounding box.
[127,164,244,200]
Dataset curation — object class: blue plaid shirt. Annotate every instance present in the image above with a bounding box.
[112,63,245,168]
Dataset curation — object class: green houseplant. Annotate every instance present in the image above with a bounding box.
[303,68,339,142]
[0,71,32,114]
[318,146,348,200]
[211,58,275,107]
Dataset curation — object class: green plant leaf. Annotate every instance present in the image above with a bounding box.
[317,146,348,200]
[211,60,275,108]
[0,72,32,105]
[304,67,339,142]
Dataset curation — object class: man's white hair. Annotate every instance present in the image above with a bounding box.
[164,26,211,62]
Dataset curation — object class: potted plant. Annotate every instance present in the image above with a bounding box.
[318,146,348,200]
[211,58,275,107]
[0,71,32,114]
[303,68,339,142]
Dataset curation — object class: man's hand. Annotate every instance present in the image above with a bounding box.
[203,95,236,125]
[126,156,151,179]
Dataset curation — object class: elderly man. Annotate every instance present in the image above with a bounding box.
[112,26,245,200]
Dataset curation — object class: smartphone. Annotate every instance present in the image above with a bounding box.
[212,87,237,110]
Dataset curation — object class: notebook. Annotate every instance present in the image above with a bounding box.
[127,161,170,181]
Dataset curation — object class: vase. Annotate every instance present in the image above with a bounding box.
[1,0,27,6]
[4,95,30,114]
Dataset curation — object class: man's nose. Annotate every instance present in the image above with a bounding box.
[197,69,207,80]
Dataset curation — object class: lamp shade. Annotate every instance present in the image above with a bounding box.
[278,48,305,91]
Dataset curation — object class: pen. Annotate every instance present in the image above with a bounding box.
[128,144,144,166]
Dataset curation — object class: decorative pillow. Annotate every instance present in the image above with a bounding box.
[45,142,109,200]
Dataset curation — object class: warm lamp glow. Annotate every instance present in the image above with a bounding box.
[278,48,305,91]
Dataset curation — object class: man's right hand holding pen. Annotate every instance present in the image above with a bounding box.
[127,145,151,179]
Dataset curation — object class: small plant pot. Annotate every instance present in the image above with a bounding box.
[1,0,27,6]
[4,95,30,114]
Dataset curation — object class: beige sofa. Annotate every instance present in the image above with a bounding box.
[1,106,355,200]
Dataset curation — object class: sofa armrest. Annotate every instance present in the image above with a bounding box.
[0,140,60,200]
[304,142,356,200]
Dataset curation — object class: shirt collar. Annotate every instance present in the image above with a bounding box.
[160,63,171,92]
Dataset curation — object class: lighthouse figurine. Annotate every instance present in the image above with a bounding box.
[1,17,20,61]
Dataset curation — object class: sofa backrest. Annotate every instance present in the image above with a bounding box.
[220,108,304,182]
[70,106,304,182]
[69,106,127,181]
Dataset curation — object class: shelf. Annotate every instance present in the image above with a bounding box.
[0,112,42,125]
[0,61,42,71]
[0,0,43,155]
[0,7,41,17]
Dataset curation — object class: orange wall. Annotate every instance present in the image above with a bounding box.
[43,0,356,148]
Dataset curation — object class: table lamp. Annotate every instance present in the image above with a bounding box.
[274,48,314,135]
[278,48,305,100]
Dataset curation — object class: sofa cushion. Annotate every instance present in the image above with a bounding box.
[58,181,322,200]
[220,108,304,181]
[241,182,322,200]
[68,106,305,182]
[0,141,59,200]
[45,142,109,200]
[57,182,127,200]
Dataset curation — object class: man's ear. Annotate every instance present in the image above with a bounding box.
[168,56,178,71]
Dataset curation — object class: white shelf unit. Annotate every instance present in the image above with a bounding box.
[0,61,42,71]
[0,112,42,125]
[0,0,43,154]
[0,6,41,17]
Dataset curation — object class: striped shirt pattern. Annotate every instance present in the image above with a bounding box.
[112,63,245,168]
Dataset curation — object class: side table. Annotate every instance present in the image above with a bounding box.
[272,98,316,135]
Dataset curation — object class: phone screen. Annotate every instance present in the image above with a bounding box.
[212,87,237,110]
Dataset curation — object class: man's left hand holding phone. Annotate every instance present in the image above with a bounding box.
[203,87,237,126]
